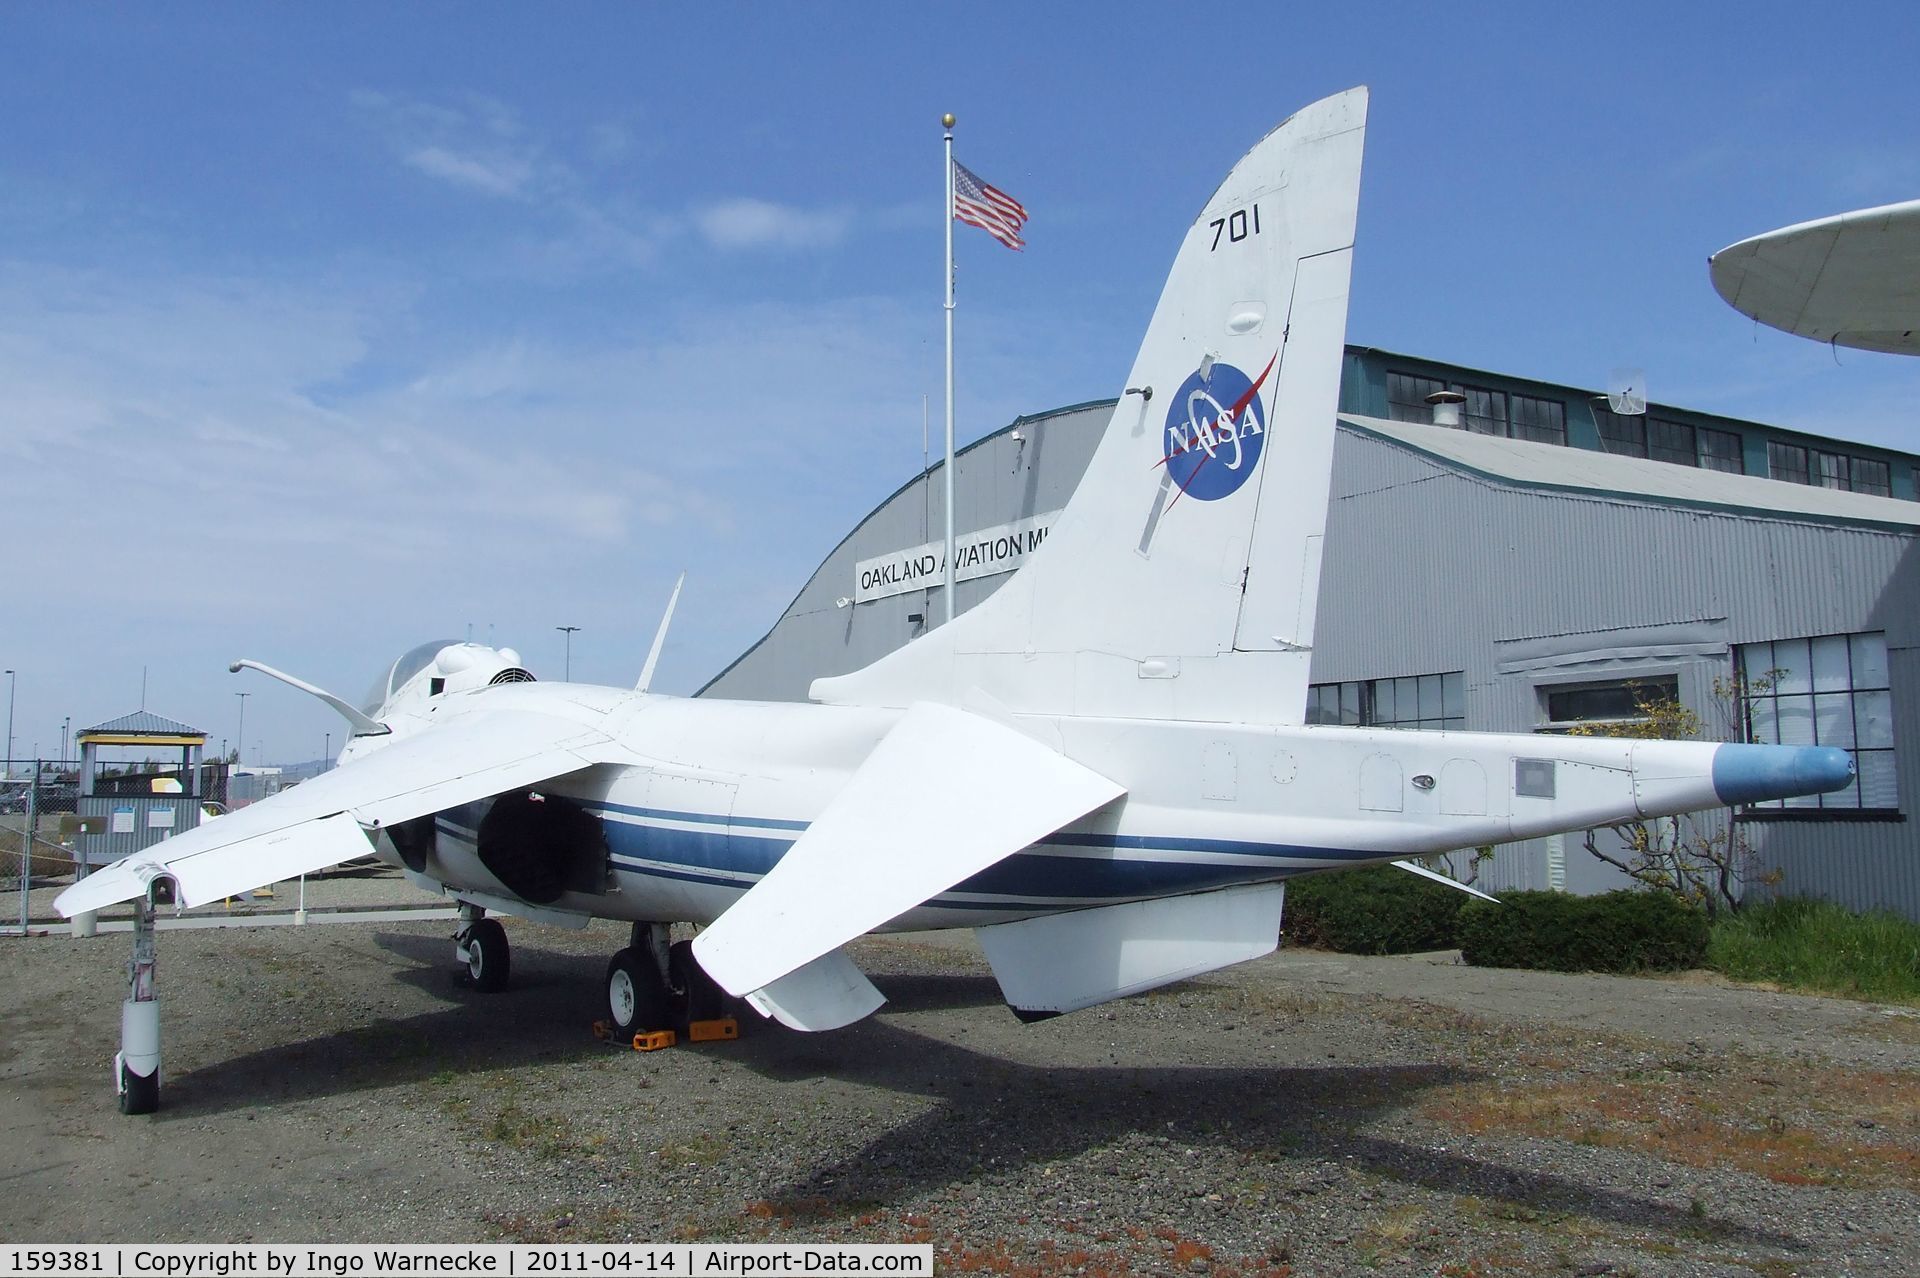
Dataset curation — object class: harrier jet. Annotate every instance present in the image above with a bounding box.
[60,88,1851,1109]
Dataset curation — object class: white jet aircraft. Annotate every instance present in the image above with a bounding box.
[59,87,1852,1073]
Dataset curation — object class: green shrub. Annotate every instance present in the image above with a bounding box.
[1709,898,1920,1003]
[1459,889,1708,973]
[1284,864,1466,954]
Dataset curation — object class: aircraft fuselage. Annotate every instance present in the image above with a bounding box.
[372,681,1763,932]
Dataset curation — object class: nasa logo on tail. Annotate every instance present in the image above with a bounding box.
[1159,353,1276,502]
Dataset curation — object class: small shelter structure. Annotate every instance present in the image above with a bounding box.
[75,712,207,871]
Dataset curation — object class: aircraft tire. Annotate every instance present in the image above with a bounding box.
[467,918,511,993]
[119,1064,158,1115]
[607,948,671,1034]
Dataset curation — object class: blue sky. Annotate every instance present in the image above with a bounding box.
[2,3,1917,766]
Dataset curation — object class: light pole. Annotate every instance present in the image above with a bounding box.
[233,692,249,768]
[323,732,331,772]
[556,626,581,681]
[4,669,15,781]
[61,716,70,762]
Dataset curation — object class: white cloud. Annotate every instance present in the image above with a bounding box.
[403,145,534,198]
[0,262,736,627]
[694,198,851,250]
[355,90,552,202]
[351,91,877,271]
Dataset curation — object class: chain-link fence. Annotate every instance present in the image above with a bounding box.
[2,760,81,934]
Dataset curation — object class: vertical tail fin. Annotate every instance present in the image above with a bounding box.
[813,88,1367,723]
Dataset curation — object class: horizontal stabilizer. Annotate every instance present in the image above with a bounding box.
[55,710,626,916]
[693,701,1126,999]
[976,882,1286,1017]
[742,948,887,1031]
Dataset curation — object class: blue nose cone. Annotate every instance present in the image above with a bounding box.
[1712,744,1856,805]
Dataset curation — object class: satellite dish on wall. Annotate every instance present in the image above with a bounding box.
[1606,367,1647,416]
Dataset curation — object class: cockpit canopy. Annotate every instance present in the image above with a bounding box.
[360,640,534,716]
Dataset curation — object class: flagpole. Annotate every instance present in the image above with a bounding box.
[942,112,957,625]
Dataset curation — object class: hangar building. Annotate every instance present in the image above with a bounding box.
[702,346,1920,921]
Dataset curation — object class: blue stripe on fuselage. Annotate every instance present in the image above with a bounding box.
[436,793,1390,907]
[591,804,1386,902]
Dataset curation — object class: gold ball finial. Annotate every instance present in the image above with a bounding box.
[942,113,956,129]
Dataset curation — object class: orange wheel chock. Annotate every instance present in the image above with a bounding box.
[688,1017,739,1043]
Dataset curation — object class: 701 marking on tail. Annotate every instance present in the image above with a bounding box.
[1210,203,1262,251]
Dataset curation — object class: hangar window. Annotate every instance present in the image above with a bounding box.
[1462,386,1508,437]
[1647,418,1699,468]
[1386,372,1449,423]
[1387,370,1564,447]
[1738,633,1897,815]
[1308,672,1464,731]
[1538,677,1679,732]
[1510,394,1566,445]
[1768,442,1894,497]
[1815,450,1849,488]
[1851,457,1892,497]
[1609,417,1747,472]
[1595,409,1648,458]
[1699,427,1745,474]
[1769,442,1811,485]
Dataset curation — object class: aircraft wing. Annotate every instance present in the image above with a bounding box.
[55,710,625,916]
[692,701,1126,1007]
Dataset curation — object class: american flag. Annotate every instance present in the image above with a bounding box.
[952,159,1028,250]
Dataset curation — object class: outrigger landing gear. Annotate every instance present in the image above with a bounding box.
[117,887,166,1115]
[604,924,733,1037]
[456,903,511,993]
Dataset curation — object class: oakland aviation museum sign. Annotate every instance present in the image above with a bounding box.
[853,512,1060,604]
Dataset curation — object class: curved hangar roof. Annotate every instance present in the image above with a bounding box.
[1341,413,1920,528]
[1710,198,1920,355]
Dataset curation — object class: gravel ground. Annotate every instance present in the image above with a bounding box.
[3,876,1917,1276]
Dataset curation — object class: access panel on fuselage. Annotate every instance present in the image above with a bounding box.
[602,770,766,924]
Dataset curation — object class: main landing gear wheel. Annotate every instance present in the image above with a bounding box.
[118,1062,158,1116]
[606,948,671,1035]
[466,917,511,993]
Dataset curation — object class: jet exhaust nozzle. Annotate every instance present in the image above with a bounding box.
[1711,743,1856,806]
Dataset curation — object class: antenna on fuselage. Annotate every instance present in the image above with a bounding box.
[636,573,687,694]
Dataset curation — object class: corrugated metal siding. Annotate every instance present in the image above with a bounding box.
[77,795,203,867]
[1317,430,1920,920]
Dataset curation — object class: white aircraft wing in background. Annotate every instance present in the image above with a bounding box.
[55,710,629,915]
[1710,197,1920,355]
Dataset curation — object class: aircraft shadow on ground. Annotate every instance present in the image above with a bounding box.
[730,980,1806,1255]
[155,942,1011,1122]
[853,970,1007,1014]
[155,934,612,1117]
